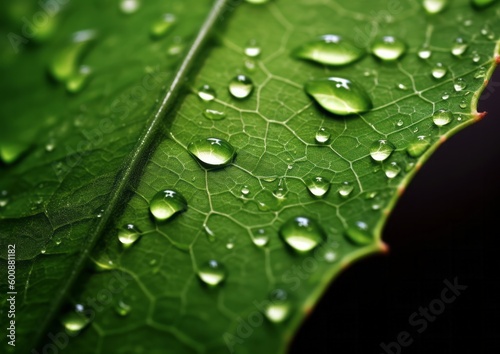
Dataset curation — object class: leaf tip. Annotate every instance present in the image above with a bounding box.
[474,111,488,122]
[378,241,390,254]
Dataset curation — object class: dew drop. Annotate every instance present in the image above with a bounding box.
[323,249,337,263]
[61,304,91,333]
[305,77,372,116]
[459,100,467,109]
[115,300,131,316]
[279,216,325,253]
[241,185,250,196]
[397,83,408,91]
[0,190,8,208]
[432,109,453,127]
[345,221,373,245]
[198,84,216,101]
[203,109,226,120]
[118,224,142,248]
[423,0,448,14]
[228,75,253,98]
[431,63,447,79]
[407,135,431,157]
[252,229,269,247]
[150,14,176,39]
[120,0,140,14]
[66,65,92,93]
[244,39,261,57]
[474,67,486,79]
[306,176,330,197]
[451,37,468,57]
[369,140,395,162]
[149,189,187,221]
[198,260,226,286]
[226,239,235,250]
[338,181,354,197]
[371,36,406,61]
[396,119,404,127]
[315,127,331,144]
[418,46,432,59]
[265,289,291,323]
[187,138,236,168]
[472,51,481,63]
[442,92,450,100]
[293,34,365,66]
[384,161,401,179]
[454,78,467,92]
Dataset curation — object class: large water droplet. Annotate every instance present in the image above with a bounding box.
[118,224,142,248]
[279,216,326,253]
[150,14,176,39]
[306,176,330,197]
[198,260,226,286]
[244,39,261,57]
[432,109,453,127]
[454,78,467,92]
[371,36,406,61]
[431,62,447,79]
[203,109,226,120]
[60,304,91,333]
[305,77,372,116]
[369,140,395,162]
[120,0,140,14]
[315,127,331,144]
[229,75,253,98]
[423,0,448,14]
[198,84,216,101]
[187,138,236,168]
[345,221,373,245]
[384,161,401,179]
[265,289,291,323]
[451,37,468,57]
[338,181,354,197]
[407,135,431,157]
[149,189,187,221]
[293,34,364,66]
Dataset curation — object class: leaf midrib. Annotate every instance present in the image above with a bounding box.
[32,0,232,349]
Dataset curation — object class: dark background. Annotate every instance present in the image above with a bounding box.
[291,69,500,354]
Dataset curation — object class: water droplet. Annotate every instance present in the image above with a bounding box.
[264,289,290,323]
[432,63,447,79]
[279,216,325,253]
[55,237,62,246]
[226,238,235,249]
[197,84,216,101]
[472,51,481,63]
[306,176,330,197]
[149,189,187,221]
[66,65,92,93]
[454,78,467,92]
[315,128,331,144]
[228,75,253,98]
[118,224,142,248]
[0,191,8,208]
[324,250,337,262]
[451,37,468,57]
[244,58,256,71]
[203,109,226,121]
[244,39,261,57]
[397,83,408,91]
[338,181,354,197]
[407,135,431,157]
[432,109,453,127]
[480,25,495,40]
[204,224,216,242]
[150,14,176,39]
[115,300,131,316]
[40,247,47,254]
[371,36,406,61]
[45,139,56,152]
[241,185,250,196]
[474,67,486,79]
[396,119,404,127]
[442,92,450,100]
[252,229,269,247]
[345,221,373,245]
[459,100,467,109]
[120,0,140,14]
[293,34,365,66]
[418,46,432,59]
[305,77,372,116]
[198,260,226,286]
[423,0,448,14]
[61,304,91,333]
[370,140,395,162]
[384,161,401,179]
[187,137,236,168]
[471,0,497,9]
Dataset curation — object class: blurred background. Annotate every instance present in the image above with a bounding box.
[292,69,500,353]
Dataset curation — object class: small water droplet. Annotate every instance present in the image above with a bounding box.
[61,304,91,333]
[454,78,467,92]
[252,229,269,247]
[397,83,408,91]
[312,128,331,146]
[432,63,447,79]
[423,0,448,14]
[306,176,330,197]
[149,189,187,221]
[229,75,253,99]
[54,237,62,246]
[120,0,140,14]
[150,13,176,39]
[241,185,250,196]
[197,84,216,101]
[432,109,453,127]
[115,300,131,316]
[198,260,226,286]
[187,137,236,168]
[66,65,92,93]
[293,34,365,66]
[370,140,395,162]
[459,100,467,109]
[442,92,450,100]
[305,77,372,116]
[244,39,261,57]
[118,224,142,248]
[384,161,401,179]
[471,51,481,63]
[474,67,486,79]
[203,109,226,121]
[396,119,404,127]
[371,36,406,61]
[451,37,468,57]
[480,25,495,40]
[418,46,432,59]
[338,181,354,197]
[264,289,290,323]
[407,135,431,157]
[324,249,337,262]
[279,216,325,253]
[345,221,372,245]
[45,140,56,152]
[226,239,235,250]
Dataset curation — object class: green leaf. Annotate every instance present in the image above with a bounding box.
[0,0,498,353]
